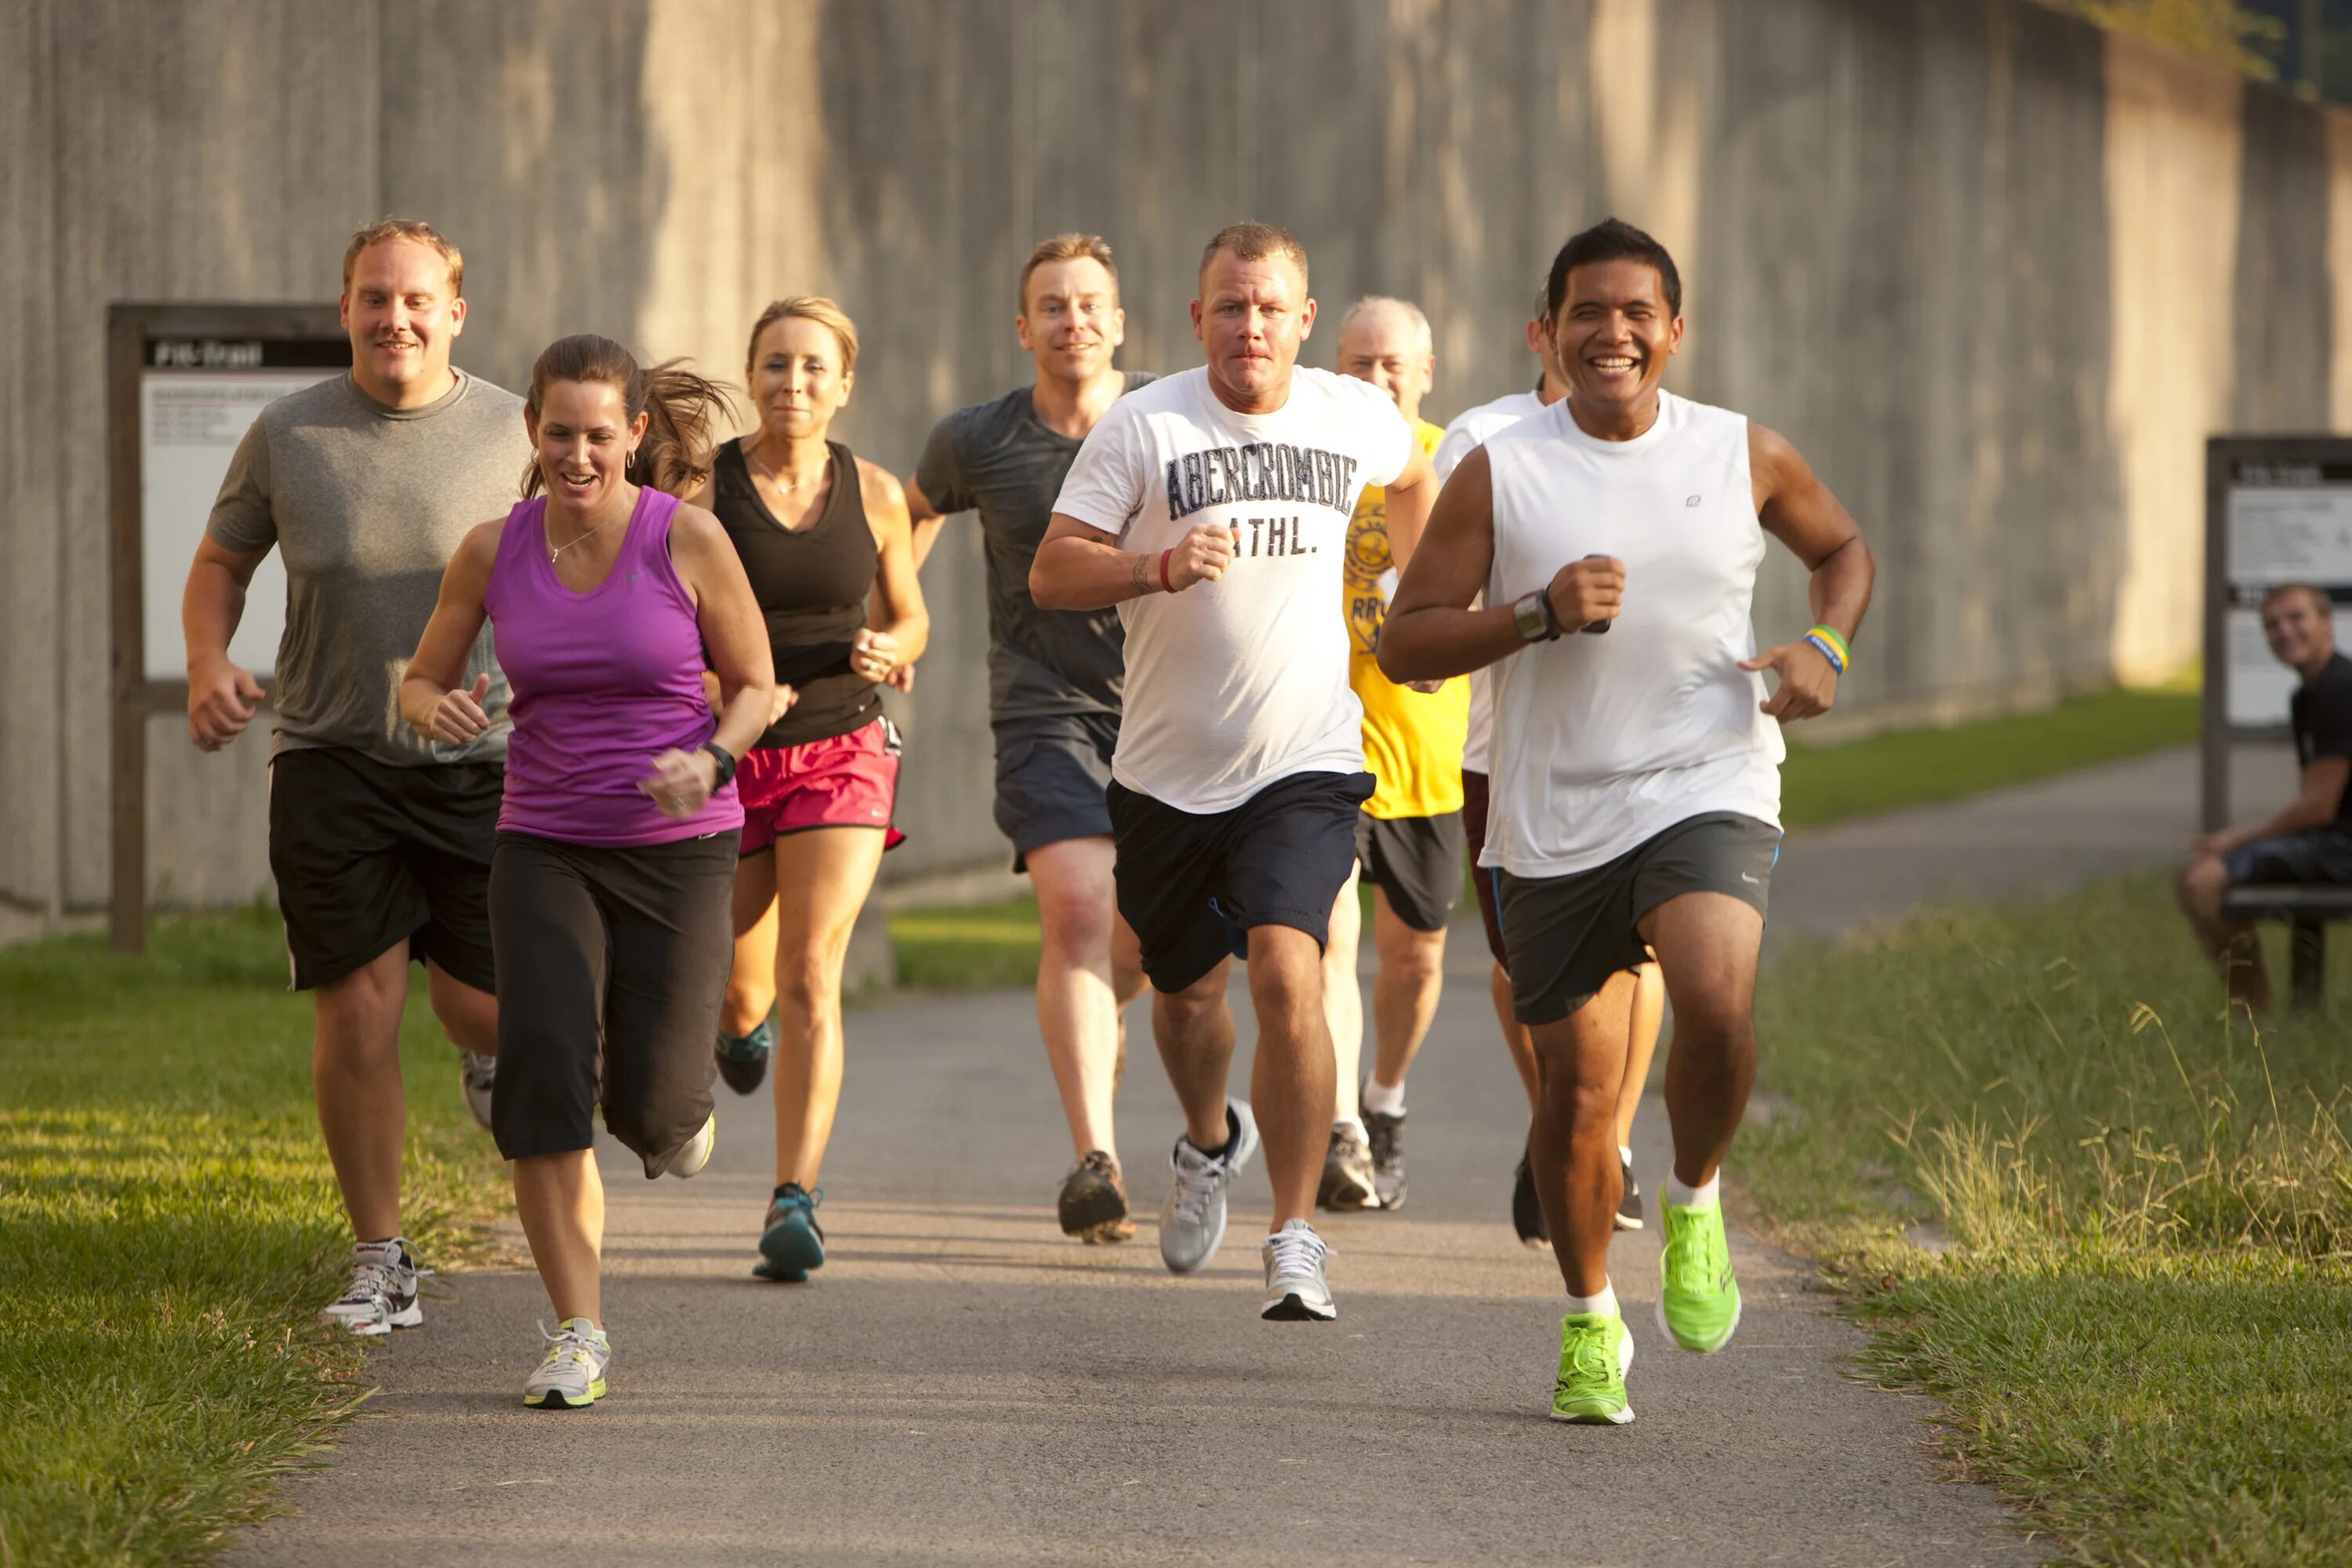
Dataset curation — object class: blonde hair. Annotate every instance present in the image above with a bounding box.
[342,217,463,296]
[746,296,859,376]
[1019,233,1120,311]
[1199,221,1309,291]
[522,334,736,500]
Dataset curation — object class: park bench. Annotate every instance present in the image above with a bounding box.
[2220,884,2352,1011]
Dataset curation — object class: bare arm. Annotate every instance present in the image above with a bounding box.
[397,523,502,745]
[1739,423,1876,723]
[1031,514,1235,610]
[902,474,950,572]
[1377,449,1622,681]
[854,461,930,680]
[1381,443,1438,570]
[2203,757,2352,854]
[670,504,778,761]
[183,535,271,750]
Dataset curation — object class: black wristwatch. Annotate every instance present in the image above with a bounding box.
[701,741,738,788]
[1512,590,1563,643]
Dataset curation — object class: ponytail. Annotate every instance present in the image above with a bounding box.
[522,333,737,499]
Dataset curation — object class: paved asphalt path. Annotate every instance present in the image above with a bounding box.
[233,746,2291,1567]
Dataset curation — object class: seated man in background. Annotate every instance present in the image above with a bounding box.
[2176,582,2352,1014]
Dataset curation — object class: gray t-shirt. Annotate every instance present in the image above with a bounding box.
[205,369,524,766]
[914,374,1154,720]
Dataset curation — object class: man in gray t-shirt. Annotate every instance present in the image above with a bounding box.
[904,234,1152,1245]
[182,219,523,1338]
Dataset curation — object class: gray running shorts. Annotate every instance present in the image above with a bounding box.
[993,711,1120,872]
[1496,811,1780,1025]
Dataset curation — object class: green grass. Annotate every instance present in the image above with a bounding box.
[1780,684,2198,827]
[889,684,2203,985]
[1748,874,2352,1566]
[0,906,507,1567]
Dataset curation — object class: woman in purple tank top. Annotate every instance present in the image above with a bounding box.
[399,334,774,1410]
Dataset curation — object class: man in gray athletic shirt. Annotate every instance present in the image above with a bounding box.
[182,218,524,1336]
[906,234,1153,1242]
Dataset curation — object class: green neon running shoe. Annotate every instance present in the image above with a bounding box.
[1550,1308,1635,1424]
[1656,1192,1741,1352]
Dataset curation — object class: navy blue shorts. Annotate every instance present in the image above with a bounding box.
[993,711,1119,872]
[1107,771,1375,993]
[2224,827,2352,887]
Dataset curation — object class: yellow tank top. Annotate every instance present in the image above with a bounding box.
[1343,418,1467,818]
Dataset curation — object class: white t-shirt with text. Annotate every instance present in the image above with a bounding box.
[1053,365,1415,813]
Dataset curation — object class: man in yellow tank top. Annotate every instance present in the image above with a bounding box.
[1318,296,1467,1212]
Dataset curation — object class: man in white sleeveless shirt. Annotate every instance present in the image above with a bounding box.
[1436,286,1665,1248]
[1035,222,1436,1322]
[1383,220,1873,1423]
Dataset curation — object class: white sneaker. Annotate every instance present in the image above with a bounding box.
[320,1239,423,1336]
[1158,1101,1261,1276]
[459,1051,496,1132]
[523,1318,610,1408]
[1260,1219,1338,1321]
[666,1112,716,1178]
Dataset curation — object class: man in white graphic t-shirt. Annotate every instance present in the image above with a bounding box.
[1033,221,1436,1322]
[1382,219,1874,1424]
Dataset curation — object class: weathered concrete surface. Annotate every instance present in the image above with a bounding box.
[7,0,2345,935]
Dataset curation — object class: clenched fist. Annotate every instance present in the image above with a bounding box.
[1161,523,1236,592]
[188,657,265,751]
[1545,555,1624,634]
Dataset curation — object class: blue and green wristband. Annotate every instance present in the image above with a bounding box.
[1802,624,1849,674]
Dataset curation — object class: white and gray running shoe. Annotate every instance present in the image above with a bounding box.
[1260,1218,1338,1321]
[459,1051,496,1132]
[523,1317,611,1409]
[320,1238,423,1336]
[666,1112,716,1179]
[1158,1101,1260,1276]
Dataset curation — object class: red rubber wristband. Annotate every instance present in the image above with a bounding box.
[1158,548,1174,593]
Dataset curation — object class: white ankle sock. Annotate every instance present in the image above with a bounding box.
[1664,1172,1721,1209]
[1333,1114,1367,1139]
[1564,1283,1617,1318]
[1361,1077,1406,1116]
[1618,1144,1633,1166]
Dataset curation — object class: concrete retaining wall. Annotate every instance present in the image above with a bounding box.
[5,0,2345,934]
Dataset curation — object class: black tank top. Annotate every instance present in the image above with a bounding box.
[712,437,882,748]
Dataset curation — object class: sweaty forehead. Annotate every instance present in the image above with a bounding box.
[1563,258,1667,311]
[1200,251,1305,299]
[351,238,454,295]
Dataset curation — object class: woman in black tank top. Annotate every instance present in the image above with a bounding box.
[690,297,928,1283]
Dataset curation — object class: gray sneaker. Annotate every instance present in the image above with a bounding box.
[1317,1121,1379,1210]
[459,1051,496,1132]
[1261,1219,1337,1320]
[524,1318,611,1409]
[1158,1101,1260,1275]
[319,1238,423,1336]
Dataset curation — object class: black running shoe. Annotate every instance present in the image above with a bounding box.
[1363,1109,1407,1210]
[1615,1149,1643,1232]
[1058,1150,1135,1243]
[715,1016,775,1096]
[1512,1145,1549,1248]
[1318,1123,1380,1210]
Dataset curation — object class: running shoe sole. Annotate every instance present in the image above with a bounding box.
[1058,1174,1130,1237]
[1261,1290,1338,1322]
[759,1211,826,1279]
[1549,1323,1636,1425]
[1657,1290,1741,1354]
[524,1376,607,1410]
[714,1044,769,1095]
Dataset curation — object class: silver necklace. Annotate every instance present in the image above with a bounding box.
[546,508,625,562]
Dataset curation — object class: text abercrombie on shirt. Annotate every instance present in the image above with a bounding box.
[1053,366,1414,815]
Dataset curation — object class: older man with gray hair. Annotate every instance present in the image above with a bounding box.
[1317,293,1466,1215]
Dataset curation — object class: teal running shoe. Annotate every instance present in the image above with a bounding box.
[1657,1191,1741,1352]
[755,1183,826,1282]
[716,1015,776,1095]
[1550,1308,1635,1424]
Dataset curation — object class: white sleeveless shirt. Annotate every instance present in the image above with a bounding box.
[1480,390,1784,877]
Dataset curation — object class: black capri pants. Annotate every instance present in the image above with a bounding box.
[488,829,736,1177]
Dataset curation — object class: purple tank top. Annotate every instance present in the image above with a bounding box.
[483,487,743,846]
